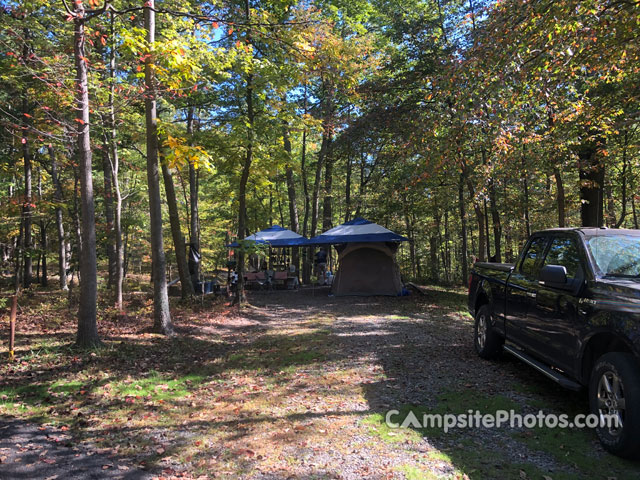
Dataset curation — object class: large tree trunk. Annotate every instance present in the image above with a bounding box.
[49,145,68,290]
[578,142,604,227]
[144,0,173,335]
[161,160,194,299]
[73,3,100,347]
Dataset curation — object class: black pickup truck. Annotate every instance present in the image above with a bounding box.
[468,228,640,458]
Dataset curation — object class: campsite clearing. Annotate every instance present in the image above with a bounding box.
[1,286,638,479]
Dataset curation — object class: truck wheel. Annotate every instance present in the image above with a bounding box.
[474,305,503,359]
[589,352,640,458]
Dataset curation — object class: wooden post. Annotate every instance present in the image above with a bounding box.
[9,295,17,361]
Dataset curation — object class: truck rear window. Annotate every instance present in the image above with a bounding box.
[586,235,640,277]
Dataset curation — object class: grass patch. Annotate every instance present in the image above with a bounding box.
[111,371,206,401]
[396,464,441,480]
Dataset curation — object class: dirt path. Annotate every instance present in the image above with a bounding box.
[1,285,638,479]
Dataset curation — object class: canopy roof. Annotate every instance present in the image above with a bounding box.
[227,225,306,247]
[308,217,408,245]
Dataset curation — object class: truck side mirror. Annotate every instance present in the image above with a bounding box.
[539,264,568,286]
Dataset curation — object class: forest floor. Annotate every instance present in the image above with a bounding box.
[0,281,639,480]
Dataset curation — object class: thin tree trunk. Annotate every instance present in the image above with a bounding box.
[283,120,299,275]
[300,85,311,284]
[310,80,334,238]
[161,160,194,299]
[488,174,502,262]
[458,173,468,285]
[403,202,416,279]
[615,131,629,228]
[22,95,32,288]
[49,145,68,290]
[187,106,200,282]
[102,138,116,288]
[234,0,253,306]
[553,166,565,227]
[465,173,486,262]
[522,147,531,238]
[37,169,48,287]
[74,1,100,347]
[144,0,173,334]
[322,148,333,231]
[108,11,124,309]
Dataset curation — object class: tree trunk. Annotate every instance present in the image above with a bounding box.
[466,176,486,263]
[107,11,124,309]
[403,203,416,279]
[488,175,501,263]
[22,96,32,289]
[300,85,311,284]
[522,148,531,238]
[458,173,468,285]
[49,145,68,290]
[36,169,48,287]
[144,0,173,335]
[310,80,334,238]
[234,0,253,306]
[102,140,116,288]
[161,160,194,299]
[283,121,299,275]
[615,131,629,228]
[344,152,352,223]
[187,106,200,282]
[73,3,100,347]
[578,142,604,227]
[553,166,565,227]
[310,143,326,238]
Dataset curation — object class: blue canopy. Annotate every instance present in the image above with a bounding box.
[227,225,307,247]
[307,217,408,245]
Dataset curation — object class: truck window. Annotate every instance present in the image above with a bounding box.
[520,236,547,277]
[543,237,582,279]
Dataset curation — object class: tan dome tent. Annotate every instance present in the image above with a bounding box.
[308,218,408,296]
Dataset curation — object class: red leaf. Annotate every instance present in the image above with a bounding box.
[74,118,85,125]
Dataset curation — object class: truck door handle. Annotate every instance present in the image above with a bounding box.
[526,292,537,299]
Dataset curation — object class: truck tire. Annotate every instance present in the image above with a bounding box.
[589,352,640,458]
[474,304,503,359]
